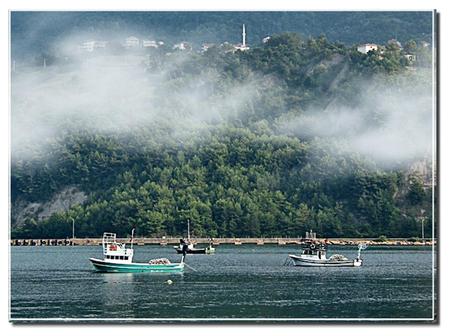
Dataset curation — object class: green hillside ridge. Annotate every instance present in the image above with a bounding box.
[11,33,434,239]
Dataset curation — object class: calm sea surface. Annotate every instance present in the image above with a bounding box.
[10,245,436,321]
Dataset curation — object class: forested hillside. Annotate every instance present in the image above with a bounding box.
[11,31,434,239]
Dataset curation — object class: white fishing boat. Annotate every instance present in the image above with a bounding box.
[89,230,185,273]
[174,219,215,255]
[289,241,367,267]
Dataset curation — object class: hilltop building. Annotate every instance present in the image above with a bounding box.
[79,40,108,52]
[404,54,416,63]
[262,36,271,44]
[142,40,159,48]
[124,36,140,48]
[173,42,191,51]
[357,43,378,54]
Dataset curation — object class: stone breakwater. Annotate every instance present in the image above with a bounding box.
[10,237,436,247]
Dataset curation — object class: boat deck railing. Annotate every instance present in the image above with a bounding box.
[102,232,117,244]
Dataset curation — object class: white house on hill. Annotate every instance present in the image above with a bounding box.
[357,43,378,54]
[173,42,191,51]
[142,40,159,48]
[124,36,140,48]
[79,40,108,52]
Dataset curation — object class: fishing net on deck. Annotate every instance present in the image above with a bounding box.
[329,254,348,261]
[148,258,171,264]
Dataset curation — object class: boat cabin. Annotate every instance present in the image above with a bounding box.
[301,242,327,260]
[102,232,134,264]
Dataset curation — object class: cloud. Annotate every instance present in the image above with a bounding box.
[11,24,434,169]
[11,34,264,160]
[278,72,433,167]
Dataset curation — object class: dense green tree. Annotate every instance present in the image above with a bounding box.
[407,176,427,205]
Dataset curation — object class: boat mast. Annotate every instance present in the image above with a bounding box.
[187,219,191,241]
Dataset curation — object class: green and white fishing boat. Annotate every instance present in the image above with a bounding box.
[89,230,185,273]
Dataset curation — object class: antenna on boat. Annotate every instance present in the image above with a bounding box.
[131,228,135,249]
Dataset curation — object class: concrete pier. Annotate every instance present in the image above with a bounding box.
[10,237,436,247]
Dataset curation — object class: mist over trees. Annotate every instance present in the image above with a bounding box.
[11,23,434,239]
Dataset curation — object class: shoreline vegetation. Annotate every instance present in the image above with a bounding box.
[10,237,436,247]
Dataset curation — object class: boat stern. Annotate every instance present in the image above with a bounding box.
[353,258,363,267]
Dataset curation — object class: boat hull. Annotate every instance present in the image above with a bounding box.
[89,258,184,273]
[174,247,215,254]
[289,255,362,267]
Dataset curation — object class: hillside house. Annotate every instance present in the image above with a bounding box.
[79,40,108,52]
[404,54,417,63]
[173,42,191,51]
[124,36,140,48]
[357,43,378,54]
[142,40,159,48]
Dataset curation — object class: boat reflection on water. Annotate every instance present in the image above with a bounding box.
[100,271,183,284]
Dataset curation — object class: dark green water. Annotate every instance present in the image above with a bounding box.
[10,245,436,321]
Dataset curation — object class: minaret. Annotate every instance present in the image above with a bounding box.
[242,24,246,46]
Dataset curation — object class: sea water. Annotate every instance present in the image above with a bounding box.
[10,245,436,321]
